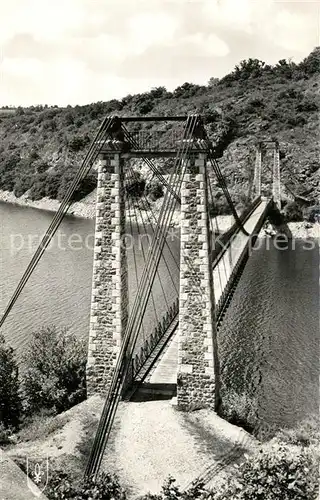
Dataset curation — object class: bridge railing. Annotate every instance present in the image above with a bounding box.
[129,298,179,381]
[211,196,261,266]
[215,198,272,326]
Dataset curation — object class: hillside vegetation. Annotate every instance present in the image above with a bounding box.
[0,48,319,212]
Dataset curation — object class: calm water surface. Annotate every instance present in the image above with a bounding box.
[0,201,318,431]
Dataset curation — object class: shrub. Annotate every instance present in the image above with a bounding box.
[283,201,303,222]
[299,47,320,76]
[56,169,97,202]
[146,180,164,201]
[126,172,146,199]
[210,440,319,500]
[45,172,61,199]
[0,422,13,445]
[28,172,48,200]
[173,82,205,98]
[0,335,21,428]
[21,326,87,415]
[276,416,320,448]
[0,153,19,191]
[304,204,320,223]
[13,174,33,197]
[219,389,258,434]
[71,173,97,202]
[35,161,50,174]
[68,135,90,152]
[45,470,126,500]
[139,477,205,500]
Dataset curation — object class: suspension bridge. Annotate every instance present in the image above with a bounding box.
[0,113,293,482]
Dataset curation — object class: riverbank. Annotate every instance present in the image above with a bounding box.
[0,189,97,218]
[0,189,318,239]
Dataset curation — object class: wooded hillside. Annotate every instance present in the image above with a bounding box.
[0,48,319,214]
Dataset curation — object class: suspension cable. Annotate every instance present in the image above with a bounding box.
[198,130,249,236]
[127,167,171,310]
[127,165,178,297]
[121,124,181,204]
[127,164,208,318]
[126,180,146,342]
[0,116,114,329]
[85,115,199,478]
[207,170,225,291]
[128,178,159,326]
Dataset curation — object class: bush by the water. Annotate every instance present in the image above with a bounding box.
[305,204,320,223]
[42,422,319,500]
[218,389,260,435]
[0,334,21,429]
[209,439,319,500]
[21,326,87,415]
[283,201,304,222]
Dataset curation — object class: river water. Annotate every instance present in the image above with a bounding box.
[0,201,318,432]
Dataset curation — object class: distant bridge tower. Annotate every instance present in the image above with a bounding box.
[253,143,262,198]
[272,141,281,209]
[256,140,281,208]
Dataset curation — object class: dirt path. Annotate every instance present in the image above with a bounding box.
[5,397,257,498]
[102,400,257,498]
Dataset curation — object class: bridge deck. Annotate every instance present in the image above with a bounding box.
[213,199,269,304]
[145,199,270,387]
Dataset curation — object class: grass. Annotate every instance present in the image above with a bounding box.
[75,412,98,470]
[16,409,69,443]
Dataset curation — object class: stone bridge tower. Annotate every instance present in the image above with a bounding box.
[86,142,128,397]
[86,115,220,411]
[177,149,220,411]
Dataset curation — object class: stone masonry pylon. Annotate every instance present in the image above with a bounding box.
[86,152,128,396]
[177,151,220,411]
[253,144,262,197]
[273,143,281,209]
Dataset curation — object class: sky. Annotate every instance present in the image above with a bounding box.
[0,0,319,107]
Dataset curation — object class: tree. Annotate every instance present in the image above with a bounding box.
[299,47,320,76]
[208,77,219,87]
[13,173,33,197]
[275,59,296,78]
[284,201,303,222]
[21,326,87,414]
[173,82,205,98]
[149,86,168,98]
[0,335,21,428]
[146,179,164,201]
[126,171,146,199]
[234,58,266,80]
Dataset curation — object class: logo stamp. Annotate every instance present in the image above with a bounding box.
[26,455,49,497]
